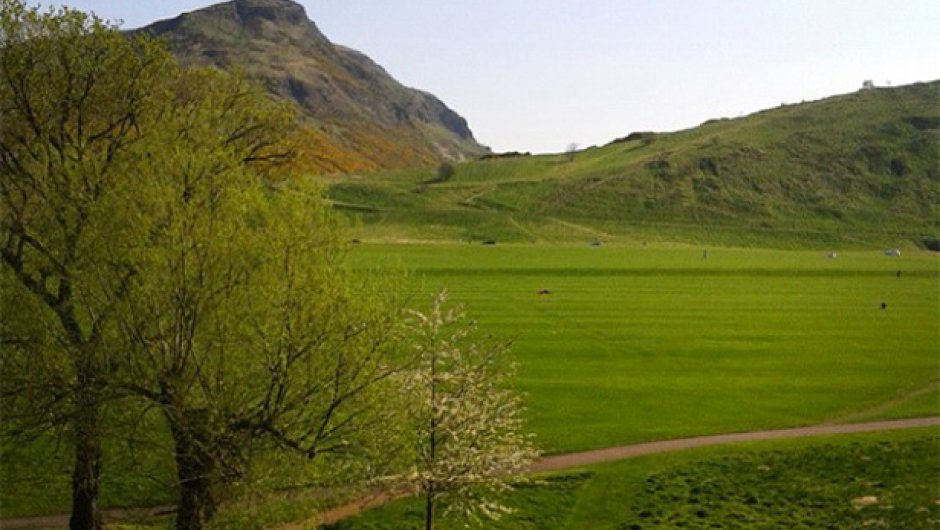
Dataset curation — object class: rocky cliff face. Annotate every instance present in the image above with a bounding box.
[139,0,487,172]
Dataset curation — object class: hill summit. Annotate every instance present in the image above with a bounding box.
[139,0,488,172]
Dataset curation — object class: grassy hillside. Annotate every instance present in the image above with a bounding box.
[327,81,940,248]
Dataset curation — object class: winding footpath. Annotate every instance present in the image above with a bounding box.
[531,416,939,472]
[2,416,937,530]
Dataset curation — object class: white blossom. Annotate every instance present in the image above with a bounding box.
[398,290,540,528]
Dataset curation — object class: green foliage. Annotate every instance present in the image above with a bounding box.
[0,0,177,383]
[436,162,455,182]
[618,436,940,529]
[2,9,937,529]
[0,4,186,527]
[104,70,405,530]
[0,4,407,529]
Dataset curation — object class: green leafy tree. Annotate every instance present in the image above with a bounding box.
[2,5,407,530]
[402,291,538,530]
[70,51,403,530]
[436,162,455,182]
[565,142,579,162]
[0,3,174,528]
[110,125,406,529]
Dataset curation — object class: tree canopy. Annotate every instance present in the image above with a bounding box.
[1,4,536,530]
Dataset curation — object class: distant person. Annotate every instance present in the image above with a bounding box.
[897,270,901,279]
[880,302,887,310]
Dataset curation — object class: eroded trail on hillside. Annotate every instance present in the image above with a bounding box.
[3,417,937,530]
[825,380,940,425]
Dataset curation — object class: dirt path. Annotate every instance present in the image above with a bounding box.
[546,216,612,239]
[532,416,939,472]
[3,416,937,530]
[0,505,175,530]
[826,380,939,424]
[278,489,410,530]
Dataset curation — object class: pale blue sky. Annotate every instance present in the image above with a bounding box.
[35,1,940,153]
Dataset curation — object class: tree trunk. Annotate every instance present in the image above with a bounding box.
[424,486,434,530]
[169,412,217,530]
[68,400,102,530]
[68,349,103,530]
[425,337,438,530]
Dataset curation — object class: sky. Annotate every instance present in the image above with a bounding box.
[33,0,940,154]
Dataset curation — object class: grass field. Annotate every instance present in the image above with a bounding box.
[2,242,937,525]
[351,243,940,453]
[327,428,940,530]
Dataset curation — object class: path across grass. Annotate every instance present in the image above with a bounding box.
[5,417,936,530]
[532,416,940,471]
[297,417,940,530]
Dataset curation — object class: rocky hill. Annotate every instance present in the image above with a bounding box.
[139,0,488,173]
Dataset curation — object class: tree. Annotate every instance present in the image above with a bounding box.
[565,142,578,163]
[2,5,407,530]
[112,170,406,530]
[436,162,455,182]
[0,3,175,528]
[402,291,538,530]
[101,67,407,530]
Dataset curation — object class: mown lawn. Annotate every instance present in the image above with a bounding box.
[2,243,936,521]
[351,243,940,452]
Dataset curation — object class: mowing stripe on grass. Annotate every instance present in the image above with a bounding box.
[419,267,940,278]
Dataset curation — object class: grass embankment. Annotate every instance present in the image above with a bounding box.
[326,81,940,248]
[327,428,940,530]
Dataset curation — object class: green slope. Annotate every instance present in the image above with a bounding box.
[326,81,940,248]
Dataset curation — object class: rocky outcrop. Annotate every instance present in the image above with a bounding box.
[138,0,488,171]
